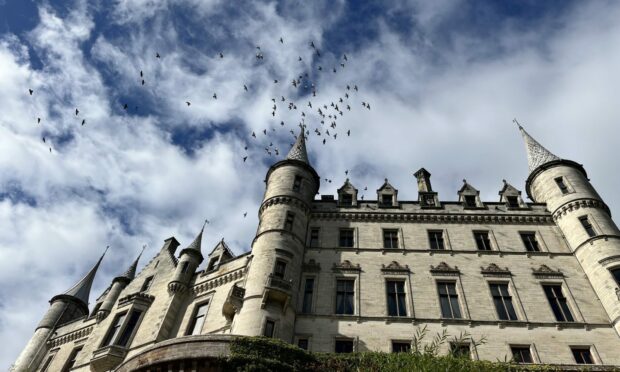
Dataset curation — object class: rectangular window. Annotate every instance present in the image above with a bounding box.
[41,354,55,372]
[309,228,320,247]
[116,310,142,347]
[555,177,569,194]
[140,276,154,292]
[335,339,354,353]
[474,231,492,251]
[381,194,393,206]
[383,229,399,249]
[543,285,574,322]
[274,260,287,279]
[520,232,540,252]
[450,343,470,358]
[292,175,302,192]
[571,347,593,364]
[102,312,127,346]
[386,281,407,316]
[339,228,354,247]
[428,231,445,250]
[302,278,314,313]
[490,283,518,320]
[61,347,82,372]
[335,279,355,315]
[187,302,209,336]
[392,341,411,353]
[298,338,309,350]
[511,346,533,363]
[206,257,219,271]
[579,216,597,238]
[438,282,461,319]
[284,212,295,231]
[181,261,190,274]
[463,195,477,208]
[341,193,353,206]
[506,196,520,208]
[263,320,275,338]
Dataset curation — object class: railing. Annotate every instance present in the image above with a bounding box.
[268,274,292,292]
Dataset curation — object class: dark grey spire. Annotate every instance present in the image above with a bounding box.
[286,126,309,164]
[185,220,207,254]
[515,119,560,172]
[63,246,107,306]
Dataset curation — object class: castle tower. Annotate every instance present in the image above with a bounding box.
[168,223,205,294]
[518,123,620,335]
[232,127,320,341]
[12,249,106,372]
[96,248,143,322]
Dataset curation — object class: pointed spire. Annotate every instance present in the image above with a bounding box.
[63,246,108,306]
[514,119,560,172]
[286,125,309,164]
[120,245,145,280]
[185,220,207,253]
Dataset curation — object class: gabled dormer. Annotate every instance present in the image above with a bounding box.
[414,168,440,208]
[205,238,235,272]
[499,180,526,209]
[458,180,484,209]
[377,179,398,208]
[337,178,358,207]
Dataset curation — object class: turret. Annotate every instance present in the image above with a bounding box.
[96,248,143,322]
[414,168,439,207]
[168,223,205,294]
[232,127,320,341]
[517,122,620,335]
[12,249,106,372]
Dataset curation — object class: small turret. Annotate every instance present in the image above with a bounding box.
[13,248,107,372]
[168,222,206,294]
[414,168,439,207]
[96,247,144,322]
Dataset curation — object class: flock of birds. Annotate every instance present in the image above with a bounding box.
[27,36,376,219]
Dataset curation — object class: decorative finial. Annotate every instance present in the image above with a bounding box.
[462,179,467,184]
[513,118,523,129]
[384,178,388,182]
[502,179,507,184]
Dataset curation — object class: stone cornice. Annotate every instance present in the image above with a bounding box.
[552,198,611,221]
[310,211,553,225]
[381,261,410,274]
[47,325,93,348]
[193,267,247,296]
[480,263,511,277]
[118,292,155,309]
[532,264,564,278]
[260,195,311,216]
[430,262,460,276]
[332,260,361,272]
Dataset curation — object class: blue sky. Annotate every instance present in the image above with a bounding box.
[2,0,620,367]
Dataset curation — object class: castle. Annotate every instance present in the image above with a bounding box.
[12,124,620,371]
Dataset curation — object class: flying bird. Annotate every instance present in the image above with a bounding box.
[244,212,247,217]
[81,119,86,126]
[219,52,224,58]
[244,84,248,91]
[213,93,217,99]
[75,108,79,115]
[140,70,143,77]
[344,54,348,61]
[37,118,41,124]
[279,37,283,43]
[243,156,247,162]
[123,104,128,110]
[156,52,161,58]
[28,89,33,95]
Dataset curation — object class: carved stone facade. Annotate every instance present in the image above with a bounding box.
[12,127,620,370]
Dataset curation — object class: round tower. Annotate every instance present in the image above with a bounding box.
[232,127,319,341]
[96,248,142,322]
[518,123,620,335]
[12,250,106,372]
[168,224,205,294]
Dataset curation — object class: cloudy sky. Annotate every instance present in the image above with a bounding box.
[2,0,620,366]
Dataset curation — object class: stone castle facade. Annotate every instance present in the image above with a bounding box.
[12,124,620,371]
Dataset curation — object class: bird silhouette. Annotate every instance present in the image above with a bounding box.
[213,93,217,99]
[186,101,191,106]
[156,52,161,58]
[28,89,33,95]
[42,137,46,143]
[344,54,348,61]
[123,104,128,110]
[279,37,283,43]
[244,212,248,217]
[140,70,143,77]
[244,84,248,91]
[243,156,247,162]
[81,119,86,126]
[37,118,41,124]
[75,108,79,115]
[347,129,351,136]
[142,79,145,85]
[219,52,224,58]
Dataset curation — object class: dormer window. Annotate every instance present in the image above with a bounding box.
[463,195,476,208]
[506,196,519,208]
[424,195,436,206]
[341,193,353,206]
[206,257,219,271]
[381,194,393,206]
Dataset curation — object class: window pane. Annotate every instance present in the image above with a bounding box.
[572,348,593,364]
[397,293,407,316]
[335,340,354,353]
[543,285,573,322]
[309,229,320,247]
[116,310,142,346]
[298,339,309,350]
[264,320,275,338]
[611,268,620,286]
[102,313,126,346]
[450,296,462,318]
[302,278,314,313]
[440,296,452,318]
[511,347,533,363]
[506,196,519,208]
[494,297,509,320]
[392,342,411,353]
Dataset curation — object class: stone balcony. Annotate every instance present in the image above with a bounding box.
[262,274,293,311]
[90,345,128,372]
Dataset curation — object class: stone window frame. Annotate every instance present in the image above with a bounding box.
[391,340,412,353]
[338,227,357,248]
[185,298,212,336]
[333,275,360,317]
[518,230,549,254]
[99,300,147,350]
[292,174,303,192]
[537,280,585,324]
[308,227,321,248]
[554,176,573,195]
[508,343,539,364]
[333,336,357,353]
[261,317,277,338]
[384,278,409,318]
[485,280,525,322]
[382,228,401,249]
[40,350,57,372]
[577,214,600,239]
[449,341,476,359]
[294,334,312,351]
[472,230,495,252]
[569,344,602,365]
[273,258,288,279]
[299,274,318,314]
[60,345,83,372]
[433,276,471,321]
[427,229,452,252]
[139,275,155,292]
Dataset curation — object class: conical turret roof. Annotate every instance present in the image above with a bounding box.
[516,120,560,172]
[286,126,309,164]
[119,246,145,281]
[63,247,107,306]
[183,220,207,256]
